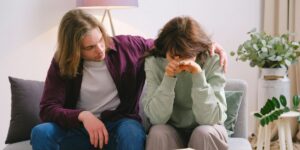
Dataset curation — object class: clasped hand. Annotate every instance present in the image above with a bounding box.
[165,56,202,77]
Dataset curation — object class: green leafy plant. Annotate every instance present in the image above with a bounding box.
[230,30,300,69]
[254,95,300,126]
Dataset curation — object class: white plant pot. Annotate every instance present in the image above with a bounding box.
[257,68,290,110]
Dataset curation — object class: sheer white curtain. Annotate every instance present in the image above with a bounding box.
[263,0,300,140]
[288,0,300,97]
[264,0,300,97]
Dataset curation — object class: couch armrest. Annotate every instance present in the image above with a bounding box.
[225,79,248,138]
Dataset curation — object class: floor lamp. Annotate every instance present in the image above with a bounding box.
[76,0,138,36]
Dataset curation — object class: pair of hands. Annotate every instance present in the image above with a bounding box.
[78,111,108,149]
[165,57,202,77]
[165,42,228,77]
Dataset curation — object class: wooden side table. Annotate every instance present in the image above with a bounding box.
[256,111,300,150]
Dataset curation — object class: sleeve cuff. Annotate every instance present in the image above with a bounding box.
[159,74,177,92]
[192,71,208,88]
[68,109,83,127]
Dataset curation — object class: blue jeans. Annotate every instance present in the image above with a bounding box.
[31,118,145,150]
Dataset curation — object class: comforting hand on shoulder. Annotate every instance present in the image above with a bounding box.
[209,42,228,72]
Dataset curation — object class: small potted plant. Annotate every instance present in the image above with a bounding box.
[230,30,300,69]
[231,30,300,109]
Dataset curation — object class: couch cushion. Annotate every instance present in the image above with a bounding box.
[224,91,243,136]
[5,77,44,144]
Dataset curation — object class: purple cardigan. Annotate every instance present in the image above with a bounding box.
[40,35,154,129]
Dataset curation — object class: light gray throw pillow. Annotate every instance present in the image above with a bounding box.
[224,91,244,136]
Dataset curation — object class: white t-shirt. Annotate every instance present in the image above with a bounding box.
[77,60,120,118]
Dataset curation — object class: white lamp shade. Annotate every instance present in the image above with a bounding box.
[76,0,138,9]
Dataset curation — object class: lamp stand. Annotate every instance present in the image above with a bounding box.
[101,9,116,36]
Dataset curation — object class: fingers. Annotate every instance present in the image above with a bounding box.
[89,127,107,149]
[88,130,99,148]
[219,52,224,66]
[169,61,179,69]
[81,113,108,149]
[165,60,180,77]
[179,60,201,74]
[103,127,109,145]
[88,130,95,147]
[179,60,191,66]
[179,65,190,72]
[213,42,224,55]
[219,51,228,73]
[223,58,228,73]
[178,62,190,72]
[211,42,228,73]
[166,66,176,77]
[166,57,200,76]
[94,131,98,148]
[98,129,103,149]
[209,43,216,56]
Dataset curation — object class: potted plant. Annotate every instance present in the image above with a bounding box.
[231,30,300,109]
[230,30,300,69]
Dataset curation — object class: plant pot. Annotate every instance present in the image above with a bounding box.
[257,68,290,110]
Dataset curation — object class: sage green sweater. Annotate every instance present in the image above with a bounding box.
[142,55,227,128]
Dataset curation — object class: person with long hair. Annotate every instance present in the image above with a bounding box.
[30,9,227,150]
[30,9,153,150]
[143,16,228,150]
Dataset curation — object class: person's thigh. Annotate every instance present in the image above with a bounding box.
[59,125,96,150]
[31,122,67,150]
[146,124,184,150]
[188,124,228,150]
[104,118,146,150]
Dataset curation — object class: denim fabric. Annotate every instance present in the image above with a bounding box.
[31,118,145,150]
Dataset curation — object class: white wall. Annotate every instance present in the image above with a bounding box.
[0,0,261,148]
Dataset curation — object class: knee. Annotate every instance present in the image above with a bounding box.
[31,123,59,141]
[189,125,228,150]
[148,124,173,138]
[117,119,146,142]
[191,125,215,140]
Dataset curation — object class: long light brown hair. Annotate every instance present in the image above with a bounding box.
[145,16,212,64]
[54,9,111,78]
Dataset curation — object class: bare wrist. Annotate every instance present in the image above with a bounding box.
[78,111,89,122]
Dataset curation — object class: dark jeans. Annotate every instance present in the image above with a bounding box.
[30,118,145,150]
